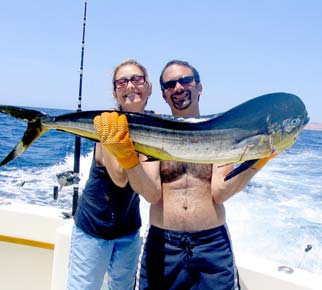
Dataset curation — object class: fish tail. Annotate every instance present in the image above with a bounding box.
[0,106,49,166]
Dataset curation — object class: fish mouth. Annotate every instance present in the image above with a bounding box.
[304,114,310,126]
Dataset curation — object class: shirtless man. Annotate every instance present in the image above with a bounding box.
[94,60,275,290]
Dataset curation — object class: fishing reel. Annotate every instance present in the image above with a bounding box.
[53,170,80,200]
[53,170,81,218]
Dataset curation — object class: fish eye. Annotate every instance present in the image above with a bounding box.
[283,118,301,133]
[291,118,300,125]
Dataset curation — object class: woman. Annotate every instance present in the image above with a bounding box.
[67,60,152,290]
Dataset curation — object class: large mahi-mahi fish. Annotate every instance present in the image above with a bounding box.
[0,92,309,179]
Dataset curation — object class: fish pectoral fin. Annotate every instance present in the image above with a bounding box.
[224,159,259,181]
[142,156,160,162]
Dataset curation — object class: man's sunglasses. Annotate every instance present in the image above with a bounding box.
[161,76,194,90]
[114,75,146,89]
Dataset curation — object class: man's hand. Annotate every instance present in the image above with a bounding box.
[93,112,139,169]
[252,151,278,170]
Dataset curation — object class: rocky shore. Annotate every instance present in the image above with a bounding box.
[305,122,322,131]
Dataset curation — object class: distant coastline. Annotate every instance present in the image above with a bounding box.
[305,122,322,131]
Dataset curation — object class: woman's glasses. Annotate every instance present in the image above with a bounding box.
[114,75,146,89]
[161,76,194,90]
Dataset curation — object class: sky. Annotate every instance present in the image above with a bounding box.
[0,0,321,122]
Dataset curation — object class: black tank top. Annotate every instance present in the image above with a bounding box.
[74,150,141,240]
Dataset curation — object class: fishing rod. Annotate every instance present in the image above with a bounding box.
[72,0,88,216]
[53,1,88,214]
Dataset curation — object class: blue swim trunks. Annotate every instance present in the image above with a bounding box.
[136,224,239,290]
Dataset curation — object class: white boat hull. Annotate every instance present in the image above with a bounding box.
[0,200,321,290]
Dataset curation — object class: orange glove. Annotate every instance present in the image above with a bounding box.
[93,112,139,169]
[252,151,278,170]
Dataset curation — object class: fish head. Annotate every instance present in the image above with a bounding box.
[282,115,309,134]
[269,100,309,153]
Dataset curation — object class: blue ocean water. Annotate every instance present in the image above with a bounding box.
[0,107,321,274]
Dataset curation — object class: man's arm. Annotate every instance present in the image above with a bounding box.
[211,164,257,204]
[211,154,277,204]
